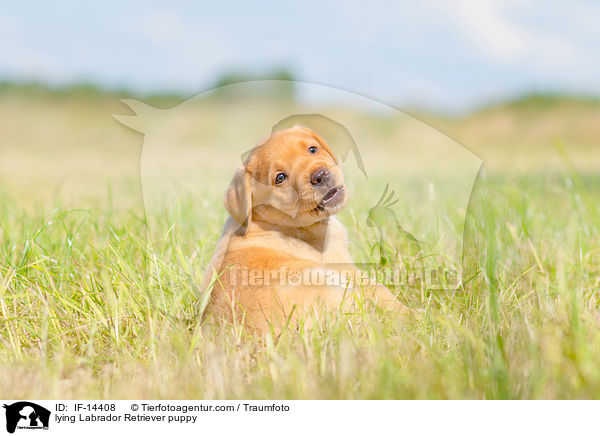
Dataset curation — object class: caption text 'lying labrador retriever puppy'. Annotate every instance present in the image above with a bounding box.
[203,125,412,334]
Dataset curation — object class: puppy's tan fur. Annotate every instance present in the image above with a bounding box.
[204,126,408,333]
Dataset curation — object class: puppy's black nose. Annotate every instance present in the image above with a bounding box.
[311,168,330,186]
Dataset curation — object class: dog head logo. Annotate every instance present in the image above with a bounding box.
[113,80,481,314]
[3,402,50,433]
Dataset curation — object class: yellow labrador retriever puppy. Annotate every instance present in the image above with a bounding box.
[204,126,408,333]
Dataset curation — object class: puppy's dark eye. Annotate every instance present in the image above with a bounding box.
[275,172,287,185]
[308,146,318,154]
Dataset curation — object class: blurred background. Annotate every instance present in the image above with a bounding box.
[1,0,599,210]
[2,1,600,400]
[2,1,599,110]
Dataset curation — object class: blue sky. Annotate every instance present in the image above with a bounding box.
[1,0,598,111]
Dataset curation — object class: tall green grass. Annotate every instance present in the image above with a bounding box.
[1,161,599,398]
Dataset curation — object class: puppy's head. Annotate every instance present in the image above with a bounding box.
[225,126,347,230]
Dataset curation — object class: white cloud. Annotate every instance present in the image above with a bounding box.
[450,0,528,60]
[440,0,600,71]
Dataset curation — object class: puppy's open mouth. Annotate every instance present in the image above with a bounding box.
[315,185,344,211]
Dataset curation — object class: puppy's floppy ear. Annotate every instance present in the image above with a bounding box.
[224,166,253,232]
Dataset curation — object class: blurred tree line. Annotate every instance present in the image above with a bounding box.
[0,68,296,104]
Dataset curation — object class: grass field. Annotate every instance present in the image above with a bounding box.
[1,85,599,399]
